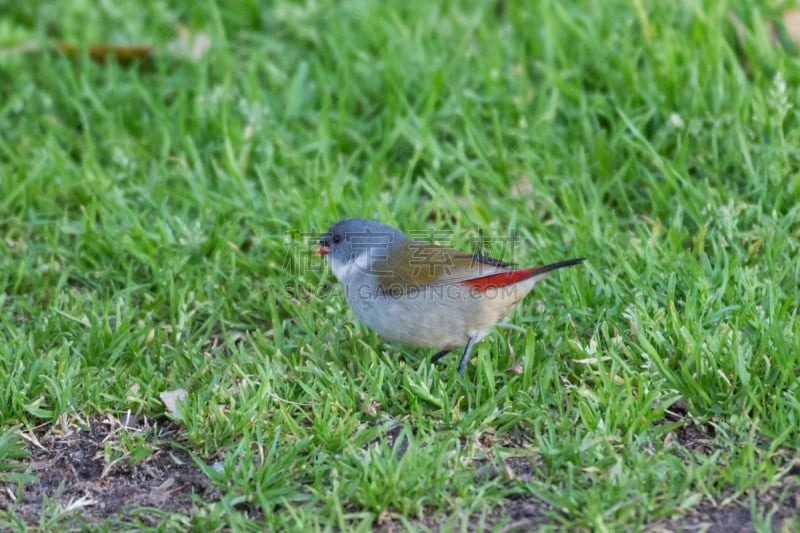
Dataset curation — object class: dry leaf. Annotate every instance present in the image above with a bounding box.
[159,389,188,421]
[504,364,524,375]
[781,10,800,46]
[57,42,154,66]
[509,176,532,197]
[166,25,211,62]
[734,8,800,50]
[4,25,209,67]
[572,356,612,364]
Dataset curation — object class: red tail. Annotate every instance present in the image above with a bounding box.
[463,258,584,293]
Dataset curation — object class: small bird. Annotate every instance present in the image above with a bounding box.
[317,218,584,376]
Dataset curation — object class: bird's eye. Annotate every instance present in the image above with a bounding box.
[332,235,342,244]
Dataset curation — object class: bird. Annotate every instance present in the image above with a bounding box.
[317,218,584,376]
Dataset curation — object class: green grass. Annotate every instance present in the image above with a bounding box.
[1,0,799,530]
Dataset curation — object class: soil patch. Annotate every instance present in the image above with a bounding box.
[1,415,220,528]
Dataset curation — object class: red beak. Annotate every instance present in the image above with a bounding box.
[316,245,330,255]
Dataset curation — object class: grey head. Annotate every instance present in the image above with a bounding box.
[318,218,407,283]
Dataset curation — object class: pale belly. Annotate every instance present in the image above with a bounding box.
[344,280,537,349]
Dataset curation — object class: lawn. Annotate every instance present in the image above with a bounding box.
[1,0,799,531]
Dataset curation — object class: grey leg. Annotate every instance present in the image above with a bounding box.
[457,336,478,376]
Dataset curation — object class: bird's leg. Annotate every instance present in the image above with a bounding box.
[430,349,451,364]
[457,336,478,376]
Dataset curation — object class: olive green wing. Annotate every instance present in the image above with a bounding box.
[371,239,511,293]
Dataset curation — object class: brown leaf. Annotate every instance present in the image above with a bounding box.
[5,26,209,68]
[57,42,154,66]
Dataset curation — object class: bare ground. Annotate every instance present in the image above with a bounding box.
[1,412,798,531]
[1,416,222,529]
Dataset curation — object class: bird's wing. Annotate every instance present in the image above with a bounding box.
[371,239,511,292]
